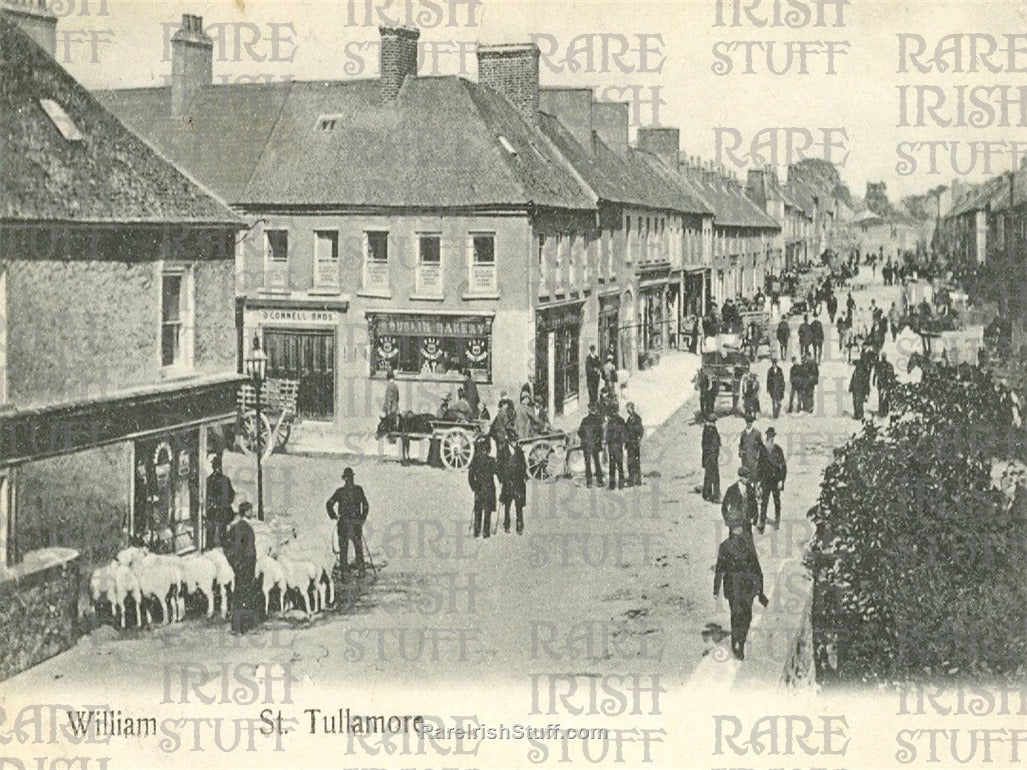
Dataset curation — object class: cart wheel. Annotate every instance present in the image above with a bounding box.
[440,428,474,470]
[527,441,557,481]
[238,411,273,459]
[275,419,292,450]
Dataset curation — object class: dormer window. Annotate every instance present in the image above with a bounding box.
[498,135,517,156]
[39,99,83,142]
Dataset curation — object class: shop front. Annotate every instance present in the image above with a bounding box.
[367,312,494,383]
[534,302,583,418]
[637,263,670,369]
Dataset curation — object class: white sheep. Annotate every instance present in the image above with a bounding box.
[89,560,142,629]
[203,548,235,619]
[118,548,186,623]
[251,517,298,557]
[276,554,319,619]
[255,552,286,617]
[282,541,335,610]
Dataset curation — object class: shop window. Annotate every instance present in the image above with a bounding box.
[368,313,493,382]
[133,431,200,555]
[161,266,193,370]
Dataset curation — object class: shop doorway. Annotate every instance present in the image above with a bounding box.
[263,328,336,421]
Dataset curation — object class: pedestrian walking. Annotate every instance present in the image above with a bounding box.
[738,415,763,477]
[701,415,721,502]
[811,317,824,363]
[382,368,400,429]
[690,315,702,354]
[585,344,602,405]
[606,405,627,490]
[766,358,785,418]
[205,454,235,549]
[490,398,514,452]
[602,353,618,390]
[326,466,370,580]
[849,361,871,420]
[826,293,838,323]
[888,302,901,342]
[874,353,896,417]
[776,318,790,360]
[798,315,813,359]
[697,367,712,420]
[715,523,769,660]
[224,502,258,634]
[467,438,499,537]
[803,355,820,413]
[579,402,606,490]
[625,402,644,487]
[498,434,527,534]
[741,370,761,418]
[787,356,801,413]
[757,428,787,532]
[722,466,759,532]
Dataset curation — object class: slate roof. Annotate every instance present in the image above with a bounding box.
[949,174,1010,217]
[98,76,596,211]
[693,176,780,229]
[630,150,712,216]
[0,17,239,225]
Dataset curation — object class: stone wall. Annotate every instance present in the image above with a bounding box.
[0,552,80,682]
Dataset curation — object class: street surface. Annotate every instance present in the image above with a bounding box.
[0,270,906,695]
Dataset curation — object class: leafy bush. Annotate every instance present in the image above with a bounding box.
[807,365,1027,683]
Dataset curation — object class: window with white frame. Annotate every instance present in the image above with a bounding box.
[161,265,194,370]
[417,233,443,295]
[314,230,339,288]
[363,231,390,292]
[468,232,496,294]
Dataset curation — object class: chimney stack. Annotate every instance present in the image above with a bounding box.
[592,101,629,157]
[637,127,680,169]
[747,168,769,207]
[540,88,593,150]
[171,14,213,118]
[379,25,419,102]
[2,0,57,56]
[477,43,540,124]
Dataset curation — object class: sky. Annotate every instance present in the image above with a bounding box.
[56,0,1027,199]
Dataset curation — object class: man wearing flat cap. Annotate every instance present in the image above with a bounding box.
[326,466,370,579]
[722,465,758,535]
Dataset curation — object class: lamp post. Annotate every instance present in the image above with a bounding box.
[245,336,268,522]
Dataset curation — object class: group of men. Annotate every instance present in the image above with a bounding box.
[467,430,528,538]
[704,415,787,660]
[577,399,644,490]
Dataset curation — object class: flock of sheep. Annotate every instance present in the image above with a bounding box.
[88,517,339,629]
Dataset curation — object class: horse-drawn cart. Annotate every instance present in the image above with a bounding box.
[378,413,488,470]
[236,379,299,460]
[517,431,571,481]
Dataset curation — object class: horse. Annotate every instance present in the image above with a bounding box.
[376,411,436,462]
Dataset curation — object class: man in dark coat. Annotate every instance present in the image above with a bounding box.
[738,415,763,478]
[625,402,644,487]
[803,355,820,413]
[224,502,258,635]
[849,361,871,420]
[326,466,369,579]
[585,344,602,405]
[697,367,711,419]
[776,318,790,360]
[498,434,527,534]
[874,352,896,417]
[490,399,514,453]
[787,356,801,413]
[798,315,813,359]
[826,293,838,323]
[205,454,235,548]
[766,359,786,419]
[578,402,605,488]
[757,427,787,531]
[810,317,824,363]
[606,406,627,490]
[701,415,721,502]
[468,438,499,537]
[462,368,480,417]
[722,467,758,533]
[714,523,769,660]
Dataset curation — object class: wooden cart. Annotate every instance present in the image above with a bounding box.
[236,379,299,461]
[517,431,570,481]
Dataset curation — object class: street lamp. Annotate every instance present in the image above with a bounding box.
[245,335,269,522]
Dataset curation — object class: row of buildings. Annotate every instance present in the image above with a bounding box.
[95,13,845,429]
[0,1,848,676]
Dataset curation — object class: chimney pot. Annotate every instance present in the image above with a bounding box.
[477,43,540,124]
[379,25,419,102]
[170,11,213,119]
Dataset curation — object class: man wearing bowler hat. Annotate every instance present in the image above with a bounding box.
[326,466,369,579]
[757,427,788,532]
